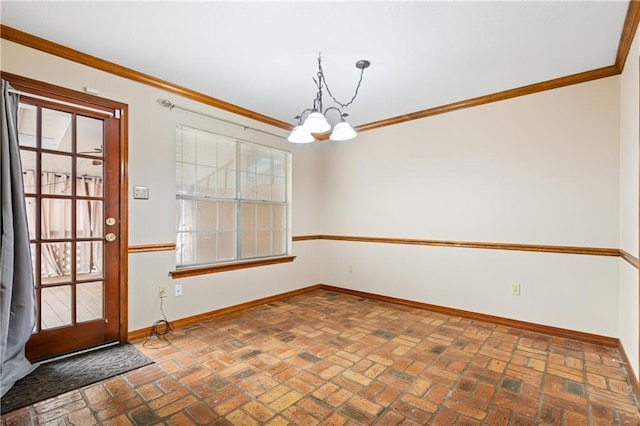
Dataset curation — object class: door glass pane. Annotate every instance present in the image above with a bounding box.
[41,242,72,281]
[77,200,103,238]
[42,108,72,152]
[30,243,37,283]
[42,154,72,194]
[21,151,36,193]
[17,103,37,147]
[77,241,103,278]
[77,116,104,157]
[41,285,72,329]
[77,157,103,180]
[76,282,103,322]
[41,198,72,240]
[25,196,36,240]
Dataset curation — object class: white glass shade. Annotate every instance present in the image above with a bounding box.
[301,111,331,133]
[287,126,314,143]
[329,121,357,141]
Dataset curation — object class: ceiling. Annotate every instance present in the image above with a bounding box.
[0,1,633,131]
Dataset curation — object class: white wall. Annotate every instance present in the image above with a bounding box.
[1,35,632,345]
[1,39,324,331]
[619,29,640,379]
[321,77,621,336]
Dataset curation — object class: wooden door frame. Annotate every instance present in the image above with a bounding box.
[1,71,129,345]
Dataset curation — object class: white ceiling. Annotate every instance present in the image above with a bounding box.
[0,1,631,129]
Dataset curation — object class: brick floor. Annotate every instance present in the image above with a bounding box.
[2,290,639,425]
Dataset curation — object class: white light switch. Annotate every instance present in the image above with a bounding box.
[133,185,149,200]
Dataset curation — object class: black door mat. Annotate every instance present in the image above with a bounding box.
[1,343,154,414]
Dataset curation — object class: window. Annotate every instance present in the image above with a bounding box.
[175,125,290,268]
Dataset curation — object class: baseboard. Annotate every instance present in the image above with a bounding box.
[127,284,322,341]
[130,282,618,349]
[618,339,640,399]
[318,284,619,348]
[128,282,639,406]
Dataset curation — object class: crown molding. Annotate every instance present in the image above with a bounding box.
[616,0,640,72]
[0,25,292,131]
[355,66,619,133]
[2,0,638,133]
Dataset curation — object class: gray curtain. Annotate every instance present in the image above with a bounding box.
[0,79,38,397]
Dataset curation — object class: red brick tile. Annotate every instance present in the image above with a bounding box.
[392,399,432,424]
[326,389,354,408]
[296,397,333,420]
[564,410,588,425]
[38,400,87,423]
[136,382,164,402]
[185,402,218,425]
[443,398,487,420]
[359,380,386,399]
[321,413,349,425]
[67,407,98,425]
[376,410,406,425]
[97,396,145,421]
[5,290,639,426]
[373,385,401,407]
[225,409,259,426]
[129,406,161,424]
[242,401,275,422]
[35,390,84,413]
[425,384,450,405]
[400,394,438,413]
[348,395,383,416]
[268,390,303,412]
[102,414,132,425]
[284,375,315,395]
[484,406,511,426]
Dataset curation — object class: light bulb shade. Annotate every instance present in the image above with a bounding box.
[330,121,357,141]
[301,111,331,133]
[287,126,315,143]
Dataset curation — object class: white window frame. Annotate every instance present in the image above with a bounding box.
[175,125,291,269]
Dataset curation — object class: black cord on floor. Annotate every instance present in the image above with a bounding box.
[142,293,173,348]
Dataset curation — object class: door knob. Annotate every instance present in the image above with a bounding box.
[106,217,116,226]
[105,233,116,242]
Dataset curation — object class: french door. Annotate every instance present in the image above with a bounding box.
[6,74,127,361]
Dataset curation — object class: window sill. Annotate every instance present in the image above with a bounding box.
[170,255,296,279]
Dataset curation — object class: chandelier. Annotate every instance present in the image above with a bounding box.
[288,54,371,143]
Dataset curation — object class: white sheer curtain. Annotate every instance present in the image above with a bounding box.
[24,171,103,278]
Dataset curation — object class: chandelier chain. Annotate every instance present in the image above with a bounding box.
[318,56,366,109]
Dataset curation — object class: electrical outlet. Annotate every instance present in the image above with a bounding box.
[175,284,183,297]
[511,283,521,296]
[348,265,353,273]
[159,286,168,298]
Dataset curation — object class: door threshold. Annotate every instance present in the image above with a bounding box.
[38,341,120,365]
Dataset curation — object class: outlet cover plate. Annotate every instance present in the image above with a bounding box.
[133,185,149,200]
